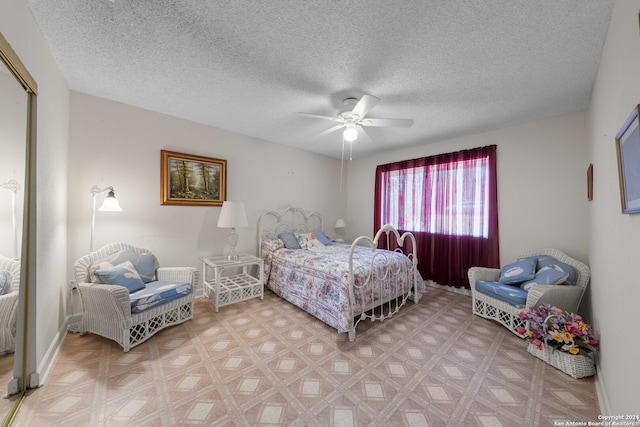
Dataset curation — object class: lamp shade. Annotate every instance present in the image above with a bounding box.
[335,219,347,228]
[217,201,248,228]
[98,189,123,212]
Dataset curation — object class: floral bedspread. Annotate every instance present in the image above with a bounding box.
[262,239,424,334]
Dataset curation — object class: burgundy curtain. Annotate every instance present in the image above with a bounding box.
[374,145,499,289]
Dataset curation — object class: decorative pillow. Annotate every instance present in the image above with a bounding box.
[0,271,7,295]
[295,232,312,249]
[519,266,569,291]
[313,230,333,246]
[93,260,146,293]
[498,258,536,285]
[88,261,114,283]
[88,250,158,284]
[295,232,326,250]
[107,250,158,283]
[261,238,285,254]
[278,231,301,249]
[536,256,577,285]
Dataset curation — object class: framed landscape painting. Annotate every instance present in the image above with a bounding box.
[160,150,226,206]
[615,105,640,214]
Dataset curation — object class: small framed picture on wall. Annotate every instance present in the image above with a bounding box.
[615,105,640,214]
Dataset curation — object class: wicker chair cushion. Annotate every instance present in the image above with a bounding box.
[498,258,536,285]
[93,261,146,293]
[130,280,192,314]
[475,280,528,307]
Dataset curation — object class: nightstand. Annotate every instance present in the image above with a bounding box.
[201,254,264,312]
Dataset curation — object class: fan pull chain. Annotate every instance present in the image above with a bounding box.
[340,136,345,192]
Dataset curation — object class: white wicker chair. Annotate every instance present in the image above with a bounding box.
[468,248,590,337]
[0,255,20,354]
[73,242,199,352]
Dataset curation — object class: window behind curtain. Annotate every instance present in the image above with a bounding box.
[374,145,499,289]
[380,157,489,237]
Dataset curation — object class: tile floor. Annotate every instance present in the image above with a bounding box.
[11,287,600,426]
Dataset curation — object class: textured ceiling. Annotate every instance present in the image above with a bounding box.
[26,0,614,159]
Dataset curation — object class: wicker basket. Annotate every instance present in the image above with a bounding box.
[527,343,596,379]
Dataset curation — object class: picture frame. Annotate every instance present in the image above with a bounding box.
[160,150,226,206]
[615,105,640,214]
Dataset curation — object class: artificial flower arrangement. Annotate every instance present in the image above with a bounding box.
[517,303,600,356]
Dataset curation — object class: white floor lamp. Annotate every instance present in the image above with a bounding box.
[90,185,122,252]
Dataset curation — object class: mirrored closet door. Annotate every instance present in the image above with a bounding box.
[0,32,37,425]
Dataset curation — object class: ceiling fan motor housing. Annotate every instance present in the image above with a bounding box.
[340,98,359,117]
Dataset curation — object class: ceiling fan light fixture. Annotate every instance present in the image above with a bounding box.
[343,125,358,142]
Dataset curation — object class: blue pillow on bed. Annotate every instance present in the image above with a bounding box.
[313,230,333,245]
[278,231,301,249]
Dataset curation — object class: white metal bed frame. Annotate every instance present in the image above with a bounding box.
[258,207,422,341]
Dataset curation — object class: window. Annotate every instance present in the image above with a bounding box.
[379,157,490,237]
[374,145,499,289]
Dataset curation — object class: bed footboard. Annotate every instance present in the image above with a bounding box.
[347,224,421,341]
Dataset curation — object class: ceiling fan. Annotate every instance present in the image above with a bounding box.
[298,95,413,143]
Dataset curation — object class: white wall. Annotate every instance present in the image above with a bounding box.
[67,92,346,283]
[345,111,590,266]
[2,0,70,390]
[586,0,640,415]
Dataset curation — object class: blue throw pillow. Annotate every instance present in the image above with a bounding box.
[278,231,301,249]
[108,250,158,283]
[520,266,569,291]
[536,256,577,285]
[498,258,536,285]
[0,271,7,295]
[93,260,146,293]
[313,230,333,245]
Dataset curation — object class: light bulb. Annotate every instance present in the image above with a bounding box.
[343,126,358,142]
[98,190,123,211]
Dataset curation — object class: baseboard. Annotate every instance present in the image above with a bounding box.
[594,369,610,415]
[425,280,472,297]
[31,315,70,388]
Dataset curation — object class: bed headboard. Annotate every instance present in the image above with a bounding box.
[257,207,323,256]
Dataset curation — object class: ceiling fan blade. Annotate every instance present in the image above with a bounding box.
[298,112,344,123]
[357,126,372,144]
[351,95,380,118]
[360,118,414,128]
[316,124,345,138]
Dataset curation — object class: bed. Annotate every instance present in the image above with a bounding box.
[258,207,425,341]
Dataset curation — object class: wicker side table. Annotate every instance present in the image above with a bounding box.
[201,254,264,312]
